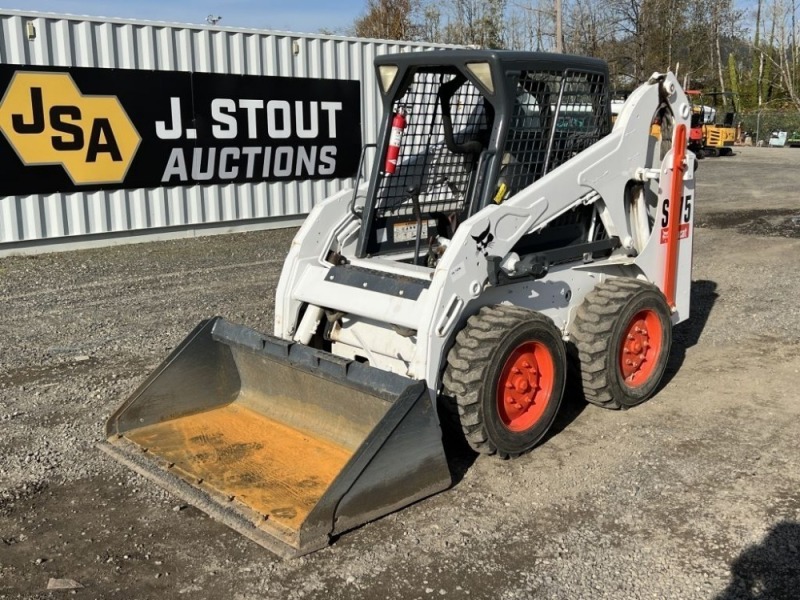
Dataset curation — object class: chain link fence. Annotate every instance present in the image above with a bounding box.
[739,110,800,147]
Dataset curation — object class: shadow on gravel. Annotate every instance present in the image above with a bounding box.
[697,209,800,238]
[437,385,587,486]
[439,431,479,486]
[544,386,587,440]
[715,521,800,600]
[660,279,718,389]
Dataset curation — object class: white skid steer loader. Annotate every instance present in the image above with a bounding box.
[102,50,695,557]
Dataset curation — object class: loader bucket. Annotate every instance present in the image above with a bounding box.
[100,317,451,557]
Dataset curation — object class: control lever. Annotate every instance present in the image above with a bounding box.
[406,185,423,266]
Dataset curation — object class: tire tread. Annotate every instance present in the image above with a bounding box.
[569,278,666,410]
[442,305,555,456]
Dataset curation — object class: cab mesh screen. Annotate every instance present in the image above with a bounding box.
[375,69,489,218]
[500,70,609,198]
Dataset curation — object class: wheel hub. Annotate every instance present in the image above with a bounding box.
[513,376,530,393]
[497,342,554,432]
[619,309,663,387]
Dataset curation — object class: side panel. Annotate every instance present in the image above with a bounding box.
[634,144,696,323]
[330,389,452,535]
[106,318,241,436]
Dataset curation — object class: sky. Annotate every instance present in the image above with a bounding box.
[0,0,364,34]
[0,0,765,38]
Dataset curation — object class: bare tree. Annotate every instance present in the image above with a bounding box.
[508,0,557,51]
[564,0,618,57]
[754,0,800,110]
[353,0,420,40]
[349,0,783,109]
[419,4,443,41]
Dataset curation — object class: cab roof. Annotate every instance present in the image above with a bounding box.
[374,49,608,75]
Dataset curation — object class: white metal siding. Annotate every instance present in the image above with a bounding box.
[0,10,455,248]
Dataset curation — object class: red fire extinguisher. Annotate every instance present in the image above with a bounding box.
[384,110,407,175]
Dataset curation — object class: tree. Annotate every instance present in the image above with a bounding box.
[753,0,800,110]
[353,0,419,40]
[348,0,800,112]
[419,4,443,42]
[438,0,508,48]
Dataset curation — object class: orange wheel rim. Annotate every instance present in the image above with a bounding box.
[619,309,663,388]
[496,342,555,432]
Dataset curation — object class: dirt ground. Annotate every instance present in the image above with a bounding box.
[1,145,799,599]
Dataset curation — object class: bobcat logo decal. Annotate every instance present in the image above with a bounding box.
[472,223,494,257]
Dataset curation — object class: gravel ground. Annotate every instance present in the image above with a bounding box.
[1,146,799,599]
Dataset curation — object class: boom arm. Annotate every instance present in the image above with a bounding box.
[412,72,695,385]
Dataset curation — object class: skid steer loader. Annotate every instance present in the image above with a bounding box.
[101,50,695,557]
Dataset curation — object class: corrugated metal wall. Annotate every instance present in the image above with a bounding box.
[0,10,453,250]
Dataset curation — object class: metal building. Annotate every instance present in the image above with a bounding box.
[0,9,453,255]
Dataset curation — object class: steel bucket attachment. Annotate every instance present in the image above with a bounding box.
[100,317,451,557]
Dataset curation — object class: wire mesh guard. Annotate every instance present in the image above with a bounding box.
[500,70,609,200]
[375,70,489,218]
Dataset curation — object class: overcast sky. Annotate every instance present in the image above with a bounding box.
[0,1,763,37]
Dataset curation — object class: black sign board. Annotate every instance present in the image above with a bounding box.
[0,64,362,196]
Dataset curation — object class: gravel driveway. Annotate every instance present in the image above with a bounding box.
[1,146,799,599]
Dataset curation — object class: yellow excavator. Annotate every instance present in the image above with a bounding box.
[689,90,737,156]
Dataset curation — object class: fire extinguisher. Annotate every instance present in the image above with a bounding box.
[384,110,407,175]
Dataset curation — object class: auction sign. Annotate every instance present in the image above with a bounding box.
[0,64,362,196]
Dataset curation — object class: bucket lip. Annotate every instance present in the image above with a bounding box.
[98,438,329,559]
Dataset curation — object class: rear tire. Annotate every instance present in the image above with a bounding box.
[442,305,566,459]
[569,278,672,410]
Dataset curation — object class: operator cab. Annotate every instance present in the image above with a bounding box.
[353,50,612,266]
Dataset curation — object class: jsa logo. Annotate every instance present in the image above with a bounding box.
[0,72,140,185]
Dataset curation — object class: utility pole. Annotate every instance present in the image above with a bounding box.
[555,0,563,53]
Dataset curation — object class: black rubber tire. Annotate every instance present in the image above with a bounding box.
[569,278,672,410]
[442,305,566,459]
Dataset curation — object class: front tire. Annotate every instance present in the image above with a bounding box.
[442,306,566,459]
